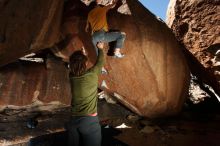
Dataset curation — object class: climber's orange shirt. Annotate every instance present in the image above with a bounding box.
[87,5,109,33]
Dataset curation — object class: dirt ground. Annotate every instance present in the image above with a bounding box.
[98,98,220,146]
[0,97,220,146]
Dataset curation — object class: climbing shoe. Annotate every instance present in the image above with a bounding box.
[101,67,108,74]
[113,53,125,58]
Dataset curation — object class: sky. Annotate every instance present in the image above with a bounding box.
[139,0,170,20]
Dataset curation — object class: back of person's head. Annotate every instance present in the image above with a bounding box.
[69,50,88,77]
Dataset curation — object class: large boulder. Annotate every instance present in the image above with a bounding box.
[0,56,71,106]
[166,0,220,97]
[61,0,190,118]
[0,0,64,67]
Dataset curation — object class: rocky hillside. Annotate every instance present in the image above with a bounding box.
[167,0,220,97]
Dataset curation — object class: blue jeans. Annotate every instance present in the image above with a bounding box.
[67,116,101,146]
[92,30,126,55]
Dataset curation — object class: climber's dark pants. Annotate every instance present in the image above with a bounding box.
[67,115,101,146]
[92,30,126,55]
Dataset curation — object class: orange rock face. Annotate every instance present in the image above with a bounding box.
[0,0,64,67]
[62,0,190,118]
[0,0,190,118]
[167,0,220,97]
[0,57,71,106]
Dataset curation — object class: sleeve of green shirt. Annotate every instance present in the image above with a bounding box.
[90,49,105,74]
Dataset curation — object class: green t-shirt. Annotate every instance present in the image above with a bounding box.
[70,49,104,116]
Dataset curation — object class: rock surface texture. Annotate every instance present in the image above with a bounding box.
[0,0,190,118]
[166,0,220,97]
[0,56,71,106]
[81,0,131,14]
[62,0,190,118]
[0,0,64,67]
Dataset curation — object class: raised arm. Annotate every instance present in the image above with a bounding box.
[90,42,105,74]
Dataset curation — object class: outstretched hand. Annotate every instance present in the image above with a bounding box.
[97,42,104,50]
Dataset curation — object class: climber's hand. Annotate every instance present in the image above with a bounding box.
[97,42,104,49]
